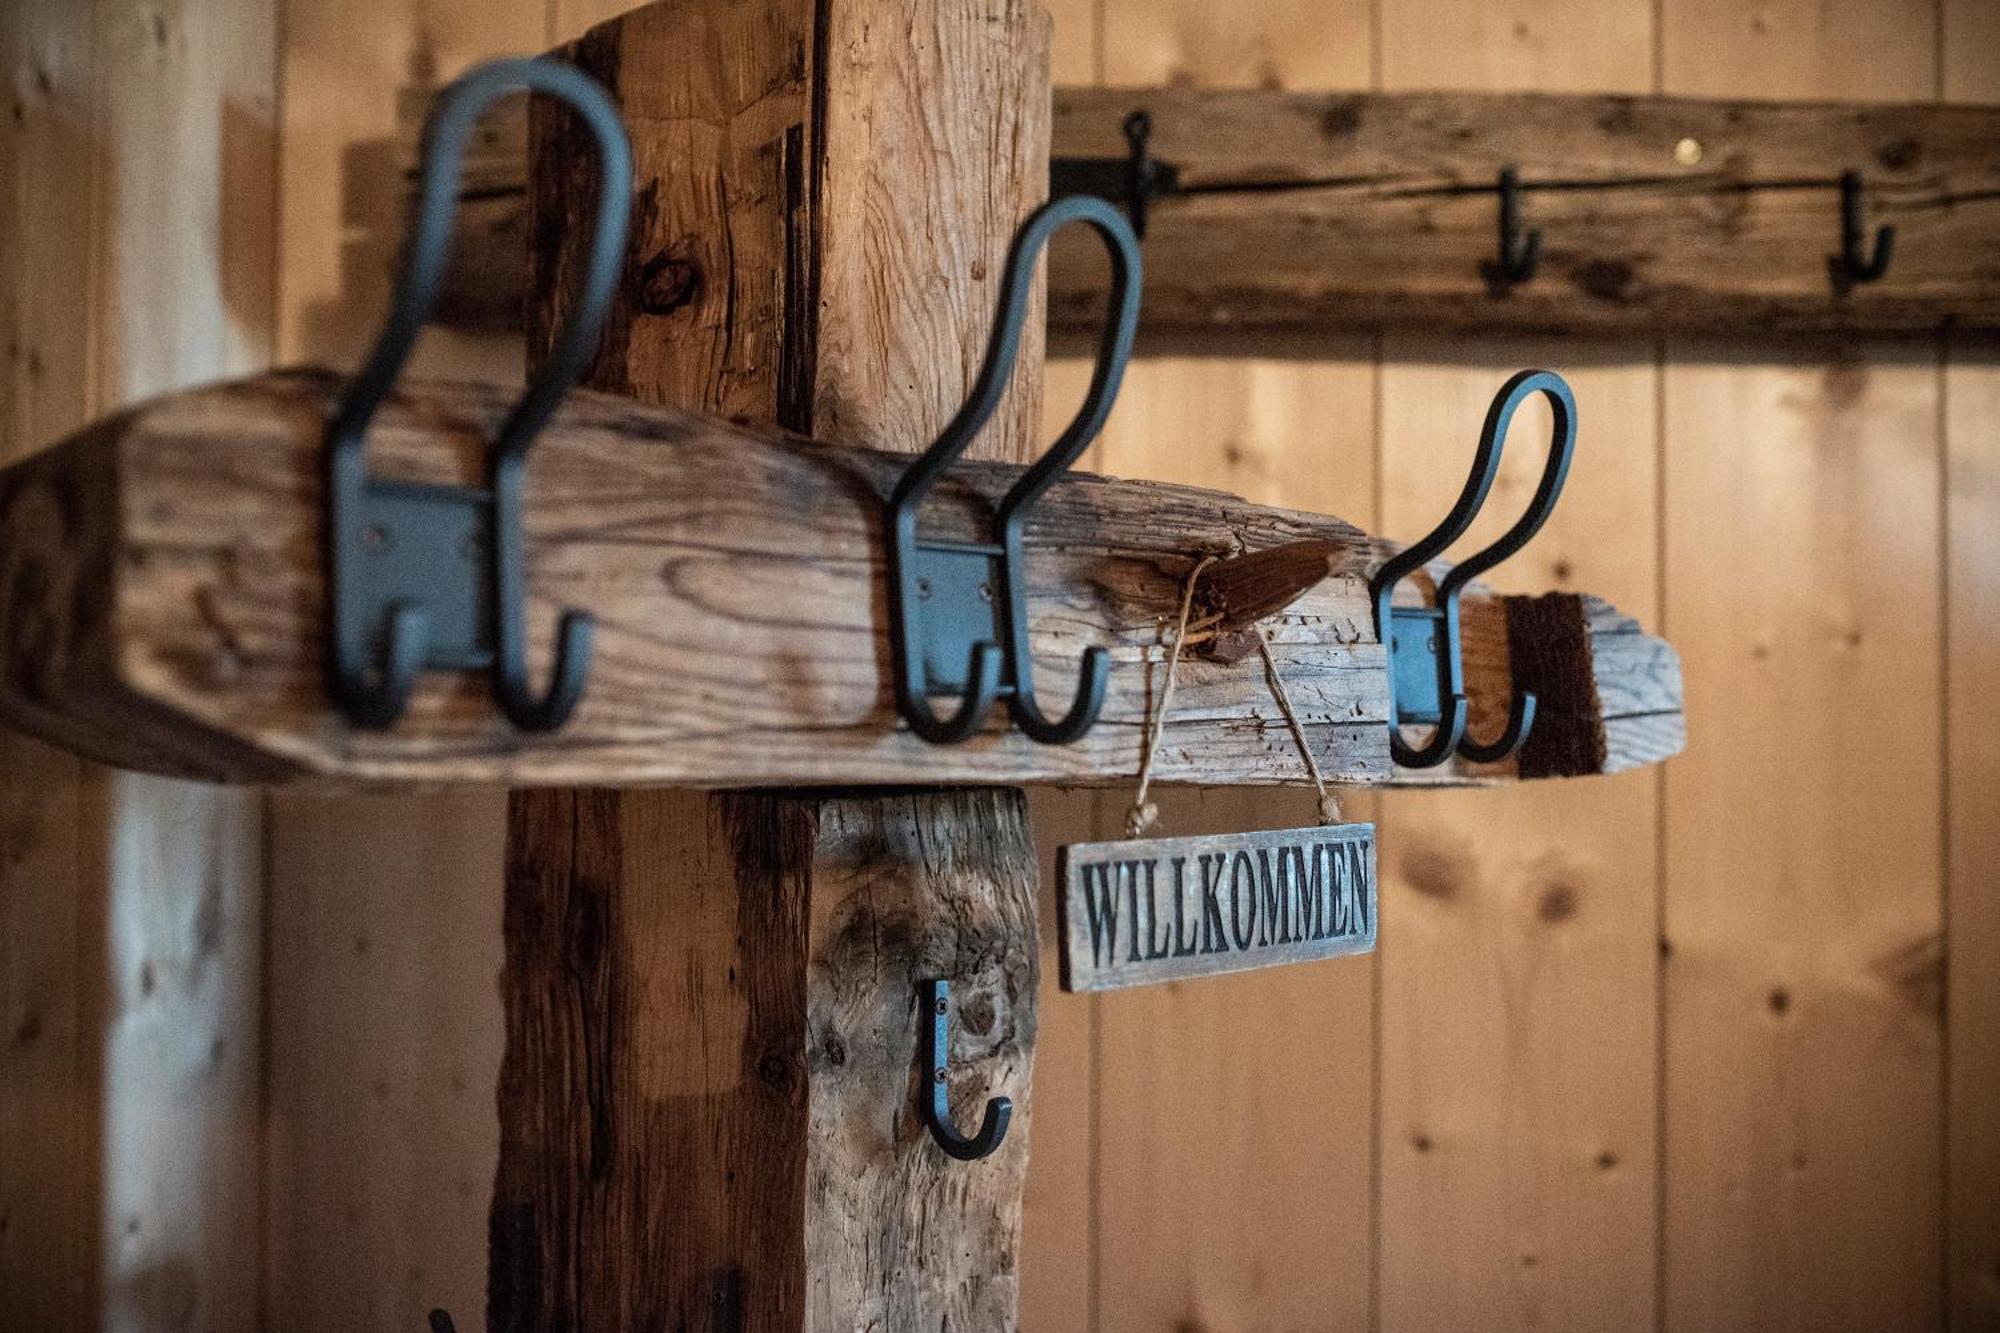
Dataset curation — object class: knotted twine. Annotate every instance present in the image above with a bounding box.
[1126,555,1344,837]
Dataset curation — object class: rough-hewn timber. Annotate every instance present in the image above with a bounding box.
[399,88,2000,340]
[0,370,1683,788]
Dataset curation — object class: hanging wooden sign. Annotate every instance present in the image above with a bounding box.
[1056,824,1377,993]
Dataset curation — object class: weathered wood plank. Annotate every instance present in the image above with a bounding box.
[0,369,1680,788]
[1049,86,2000,338]
[400,87,2000,341]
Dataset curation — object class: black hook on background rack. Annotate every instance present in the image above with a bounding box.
[1830,170,1895,288]
[1480,166,1541,289]
[1370,369,1576,769]
[1048,109,1181,239]
[884,193,1141,745]
[325,58,632,731]
[920,979,1012,1161]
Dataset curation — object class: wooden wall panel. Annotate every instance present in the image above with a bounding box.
[1021,786,1103,1333]
[266,2,545,1328]
[1945,354,2000,1332]
[1376,354,1660,1333]
[1088,26,1381,1328]
[1379,0,1651,94]
[1087,322,1378,1333]
[1374,4,1661,1329]
[1944,23,2000,1332]
[1660,4,1945,1330]
[1101,0,1367,91]
[1020,8,1101,1328]
[2,3,274,1331]
[1662,0,1937,104]
[1,11,102,1326]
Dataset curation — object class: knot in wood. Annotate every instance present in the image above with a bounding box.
[636,253,701,315]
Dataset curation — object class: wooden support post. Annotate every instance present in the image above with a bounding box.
[492,2,1051,1328]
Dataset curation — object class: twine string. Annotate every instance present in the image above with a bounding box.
[1126,554,1217,838]
[1255,632,1343,826]
[1127,553,1345,835]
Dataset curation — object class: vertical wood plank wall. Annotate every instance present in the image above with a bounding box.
[0,1,1993,1330]
[2,3,272,1330]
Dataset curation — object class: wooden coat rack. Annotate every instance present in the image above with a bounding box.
[0,2,1687,1328]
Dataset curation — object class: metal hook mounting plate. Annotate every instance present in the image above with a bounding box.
[336,481,495,675]
[912,540,1016,696]
[1385,605,1448,726]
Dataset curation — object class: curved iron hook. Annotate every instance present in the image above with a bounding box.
[1437,371,1575,761]
[325,58,630,731]
[1370,369,1576,768]
[920,979,1013,1161]
[1482,166,1541,288]
[886,194,1140,744]
[1830,170,1895,288]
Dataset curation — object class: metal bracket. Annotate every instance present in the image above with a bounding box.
[325,58,631,731]
[920,979,1012,1162]
[1479,165,1541,289]
[1048,109,1181,238]
[1830,169,1895,289]
[885,193,1142,745]
[1370,369,1577,768]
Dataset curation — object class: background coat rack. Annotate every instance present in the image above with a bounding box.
[399,86,2000,341]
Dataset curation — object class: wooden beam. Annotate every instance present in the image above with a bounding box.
[398,87,2000,340]
[493,2,1052,1331]
[0,369,1683,788]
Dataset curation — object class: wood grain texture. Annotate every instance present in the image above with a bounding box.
[1662,350,1943,1329]
[498,3,1050,1330]
[1662,6,1945,1330]
[1085,353,1381,1331]
[1946,16,2000,1331]
[0,370,1681,789]
[1945,350,2000,1332]
[401,85,2000,341]
[1048,86,2000,338]
[263,5,546,1330]
[1019,786,1101,1333]
[1,3,273,1330]
[262,791,505,1330]
[0,6,103,1326]
[1372,8,1662,1331]
[1374,319,1662,1331]
[1100,0,1370,89]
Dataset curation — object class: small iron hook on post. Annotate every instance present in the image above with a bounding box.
[1480,166,1541,290]
[324,58,632,731]
[1370,369,1577,769]
[920,979,1013,1162]
[1829,170,1895,289]
[1120,109,1159,239]
[884,193,1142,744]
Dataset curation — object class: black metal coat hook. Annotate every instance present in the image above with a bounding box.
[325,58,632,731]
[1370,369,1577,769]
[1481,166,1541,289]
[1830,170,1895,288]
[920,979,1013,1161]
[1049,108,1181,239]
[884,193,1142,745]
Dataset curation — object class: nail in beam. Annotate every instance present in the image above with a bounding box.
[493,2,1051,1328]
